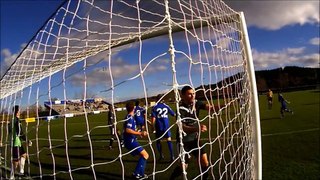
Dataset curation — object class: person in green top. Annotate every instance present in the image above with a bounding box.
[10,105,30,178]
[170,85,213,180]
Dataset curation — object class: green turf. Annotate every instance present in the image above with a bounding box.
[259,90,319,180]
[1,90,319,179]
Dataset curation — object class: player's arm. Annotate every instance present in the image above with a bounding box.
[151,116,156,125]
[182,123,197,133]
[125,128,147,136]
[181,121,207,133]
[167,106,176,117]
[17,121,27,141]
[150,109,156,133]
[150,117,156,133]
[204,102,222,112]
[205,103,213,111]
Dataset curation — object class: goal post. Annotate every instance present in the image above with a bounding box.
[0,0,261,179]
[238,12,262,180]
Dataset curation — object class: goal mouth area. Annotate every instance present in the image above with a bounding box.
[0,0,261,179]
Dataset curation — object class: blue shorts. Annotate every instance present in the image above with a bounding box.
[156,130,171,139]
[125,140,144,156]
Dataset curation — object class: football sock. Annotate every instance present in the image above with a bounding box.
[19,157,25,174]
[169,166,182,180]
[167,141,174,160]
[156,140,162,156]
[134,157,147,176]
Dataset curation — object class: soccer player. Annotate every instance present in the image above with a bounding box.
[134,101,146,131]
[123,102,149,179]
[266,89,273,109]
[170,85,212,180]
[107,105,123,149]
[278,93,293,118]
[9,105,31,179]
[151,95,175,161]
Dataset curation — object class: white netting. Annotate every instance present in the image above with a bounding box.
[0,0,260,179]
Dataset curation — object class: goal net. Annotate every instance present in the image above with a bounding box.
[0,0,261,179]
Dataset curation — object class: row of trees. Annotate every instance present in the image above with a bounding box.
[255,66,319,92]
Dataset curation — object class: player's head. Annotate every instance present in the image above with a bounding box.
[126,102,135,113]
[135,101,140,107]
[181,85,195,104]
[13,105,20,117]
[109,105,113,111]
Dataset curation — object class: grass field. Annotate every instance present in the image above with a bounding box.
[1,90,319,179]
[259,90,319,180]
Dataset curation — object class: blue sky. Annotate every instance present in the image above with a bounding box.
[0,0,319,103]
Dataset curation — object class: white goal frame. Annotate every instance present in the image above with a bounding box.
[0,1,261,179]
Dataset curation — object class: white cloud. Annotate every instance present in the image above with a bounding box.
[286,47,305,55]
[225,1,320,30]
[309,37,320,45]
[252,47,319,70]
[0,48,18,78]
[69,56,169,87]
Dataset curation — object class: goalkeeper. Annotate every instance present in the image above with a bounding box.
[9,105,31,179]
[123,102,149,179]
[170,85,213,180]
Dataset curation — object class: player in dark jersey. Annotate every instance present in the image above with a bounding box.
[134,101,146,131]
[151,96,175,161]
[9,105,31,179]
[107,105,123,149]
[170,86,212,180]
[123,102,149,179]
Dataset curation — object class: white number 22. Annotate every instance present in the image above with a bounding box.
[156,108,168,118]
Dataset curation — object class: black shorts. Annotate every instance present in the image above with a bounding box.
[109,126,115,136]
[177,140,206,164]
[12,146,25,161]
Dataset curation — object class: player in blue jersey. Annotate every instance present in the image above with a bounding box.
[134,101,146,131]
[123,102,149,179]
[278,93,293,118]
[151,96,175,161]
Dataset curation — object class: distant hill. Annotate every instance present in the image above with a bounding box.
[255,66,319,92]
[120,66,319,105]
[194,66,319,100]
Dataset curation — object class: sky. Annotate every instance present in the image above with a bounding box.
[0,0,319,103]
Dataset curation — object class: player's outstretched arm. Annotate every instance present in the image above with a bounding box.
[205,102,220,112]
